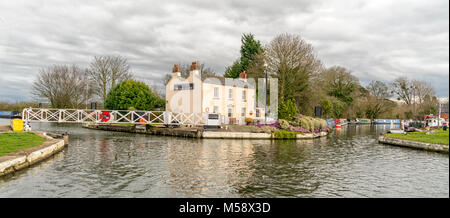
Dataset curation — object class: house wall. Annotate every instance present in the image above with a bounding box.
[201,81,260,120]
[166,70,265,124]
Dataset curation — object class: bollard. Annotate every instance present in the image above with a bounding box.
[62,132,69,145]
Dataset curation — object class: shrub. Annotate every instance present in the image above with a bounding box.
[288,126,310,134]
[278,119,291,130]
[245,117,253,124]
[257,120,281,129]
[105,80,165,110]
[278,99,298,120]
[274,130,297,139]
[313,119,322,129]
[298,117,310,130]
[314,127,320,134]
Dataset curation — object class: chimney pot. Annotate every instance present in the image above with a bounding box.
[190,62,199,71]
[239,71,247,79]
[172,64,181,73]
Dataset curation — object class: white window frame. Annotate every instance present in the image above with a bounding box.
[242,90,246,102]
[214,87,219,99]
[228,88,233,99]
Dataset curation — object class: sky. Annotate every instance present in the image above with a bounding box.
[0,0,448,102]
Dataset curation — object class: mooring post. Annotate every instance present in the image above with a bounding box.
[62,132,69,145]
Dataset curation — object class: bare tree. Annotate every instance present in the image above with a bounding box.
[88,55,133,103]
[412,80,435,104]
[32,65,94,108]
[264,33,322,104]
[364,81,394,119]
[391,76,413,105]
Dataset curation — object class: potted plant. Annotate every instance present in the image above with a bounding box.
[245,117,253,125]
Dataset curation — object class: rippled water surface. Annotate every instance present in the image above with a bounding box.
[0,119,448,197]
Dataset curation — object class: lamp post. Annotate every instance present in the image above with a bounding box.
[438,101,441,127]
[264,62,268,124]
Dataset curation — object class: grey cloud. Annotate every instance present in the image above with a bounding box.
[0,0,448,103]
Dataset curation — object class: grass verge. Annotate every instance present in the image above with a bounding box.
[0,132,46,157]
[386,129,449,145]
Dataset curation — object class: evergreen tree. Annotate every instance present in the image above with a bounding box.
[224,33,262,78]
[240,33,263,72]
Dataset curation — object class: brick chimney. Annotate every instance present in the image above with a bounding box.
[172,64,181,77]
[239,71,247,80]
[189,61,200,77]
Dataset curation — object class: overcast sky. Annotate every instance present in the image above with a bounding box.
[0,0,448,102]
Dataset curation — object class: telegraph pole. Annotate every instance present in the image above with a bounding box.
[264,62,268,124]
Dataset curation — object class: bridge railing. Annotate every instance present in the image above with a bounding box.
[22,108,205,126]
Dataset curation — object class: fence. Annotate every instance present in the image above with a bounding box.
[22,108,205,126]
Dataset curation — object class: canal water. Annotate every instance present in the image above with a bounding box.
[0,119,448,197]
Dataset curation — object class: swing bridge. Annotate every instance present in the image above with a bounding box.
[21,108,206,126]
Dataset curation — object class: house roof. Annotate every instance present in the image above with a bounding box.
[201,74,253,88]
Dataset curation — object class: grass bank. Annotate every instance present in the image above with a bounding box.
[386,129,449,145]
[0,132,46,156]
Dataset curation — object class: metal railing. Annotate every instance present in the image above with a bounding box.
[22,108,205,126]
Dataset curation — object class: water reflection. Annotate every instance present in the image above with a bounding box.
[0,120,447,198]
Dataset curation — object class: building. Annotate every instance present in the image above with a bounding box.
[165,62,265,124]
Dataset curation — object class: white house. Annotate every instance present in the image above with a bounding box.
[165,62,265,124]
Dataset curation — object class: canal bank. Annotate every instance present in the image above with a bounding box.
[0,121,447,197]
[0,131,68,177]
[81,123,329,139]
[378,134,449,153]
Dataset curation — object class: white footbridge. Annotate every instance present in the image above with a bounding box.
[22,108,207,126]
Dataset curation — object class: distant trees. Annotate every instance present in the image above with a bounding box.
[32,65,94,108]
[391,77,413,105]
[321,66,359,105]
[104,80,165,111]
[31,56,169,110]
[364,81,394,119]
[88,55,133,103]
[390,76,438,119]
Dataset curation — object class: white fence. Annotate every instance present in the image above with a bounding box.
[22,108,205,126]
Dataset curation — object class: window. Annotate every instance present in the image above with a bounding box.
[213,106,219,113]
[256,109,260,118]
[214,87,219,98]
[241,107,246,117]
[174,83,194,91]
[228,108,233,117]
[228,89,233,99]
[242,90,246,102]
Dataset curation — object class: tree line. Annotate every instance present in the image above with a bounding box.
[29,34,440,119]
[223,33,440,120]
[32,55,164,110]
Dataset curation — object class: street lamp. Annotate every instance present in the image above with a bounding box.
[264,62,268,124]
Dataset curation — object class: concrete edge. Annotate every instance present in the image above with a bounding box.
[378,134,449,153]
[0,133,67,177]
[83,122,329,139]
